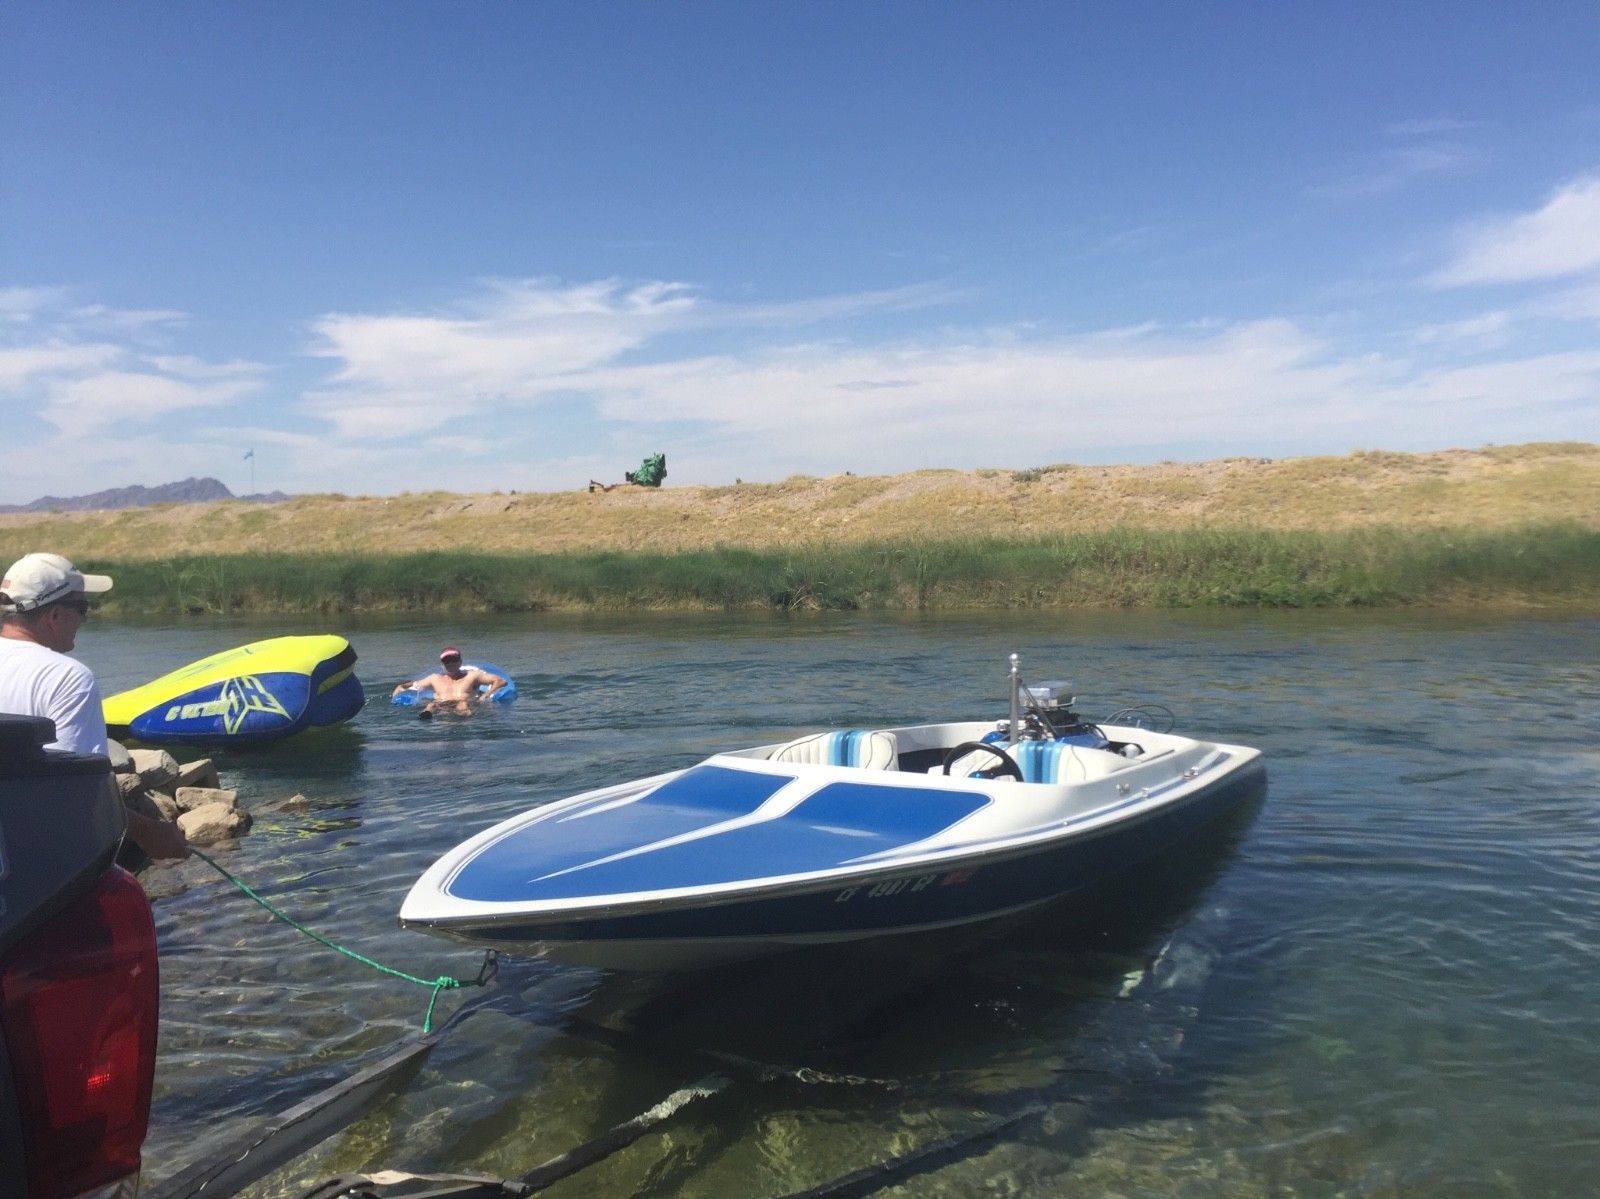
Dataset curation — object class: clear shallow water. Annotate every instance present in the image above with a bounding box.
[81,610,1599,1196]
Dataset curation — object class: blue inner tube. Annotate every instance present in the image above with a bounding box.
[392,662,517,705]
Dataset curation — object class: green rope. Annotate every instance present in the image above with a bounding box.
[191,847,497,1034]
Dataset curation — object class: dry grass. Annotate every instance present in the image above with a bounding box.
[3,442,1596,565]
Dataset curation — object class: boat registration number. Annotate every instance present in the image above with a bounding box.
[833,869,973,902]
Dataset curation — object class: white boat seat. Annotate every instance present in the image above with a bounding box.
[948,740,1127,783]
[771,729,899,771]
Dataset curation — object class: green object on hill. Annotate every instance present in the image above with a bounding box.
[629,452,666,487]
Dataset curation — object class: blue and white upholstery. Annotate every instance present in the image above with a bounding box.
[771,729,899,771]
[948,738,1130,783]
[1009,740,1071,784]
[947,740,1072,783]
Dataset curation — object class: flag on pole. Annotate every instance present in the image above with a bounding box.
[244,449,255,460]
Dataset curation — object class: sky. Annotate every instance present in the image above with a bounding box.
[3,3,1599,503]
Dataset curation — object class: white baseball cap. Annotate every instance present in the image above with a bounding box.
[1,552,114,612]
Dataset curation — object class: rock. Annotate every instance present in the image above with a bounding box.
[129,748,180,790]
[123,786,180,823]
[106,738,134,774]
[258,792,311,814]
[116,772,146,798]
[153,793,181,821]
[174,785,239,813]
[175,757,221,790]
[178,803,253,845]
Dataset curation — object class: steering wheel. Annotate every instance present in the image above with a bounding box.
[941,741,1023,781]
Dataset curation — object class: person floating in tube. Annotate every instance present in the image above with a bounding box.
[392,647,508,717]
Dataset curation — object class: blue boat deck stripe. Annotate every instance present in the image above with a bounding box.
[445,767,992,904]
[446,764,795,901]
[530,777,816,883]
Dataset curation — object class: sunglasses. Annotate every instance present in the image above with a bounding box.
[56,598,92,615]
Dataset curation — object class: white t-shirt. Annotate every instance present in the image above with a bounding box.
[0,636,109,756]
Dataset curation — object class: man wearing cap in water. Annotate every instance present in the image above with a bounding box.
[0,552,189,860]
[392,647,508,716]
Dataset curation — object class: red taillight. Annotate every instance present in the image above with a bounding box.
[1,866,158,1199]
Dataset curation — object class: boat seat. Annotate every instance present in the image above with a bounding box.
[947,740,1126,783]
[771,729,899,771]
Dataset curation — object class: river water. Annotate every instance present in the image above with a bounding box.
[82,610,1598,1197]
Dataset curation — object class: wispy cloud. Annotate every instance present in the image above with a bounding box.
[0,286,74,323]
[0,343,121,391]
[0,290,267,447]
[44,369,258,437]
[1313,145,1485,198]
[1385,117,1483,138]
[1409,311,1512,346]
[1312,118,1487,198]
[299,278,961,440]
[1434,175,1600,285]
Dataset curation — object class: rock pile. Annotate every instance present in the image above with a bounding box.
[112,745,254,846]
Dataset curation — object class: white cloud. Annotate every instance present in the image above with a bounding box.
[1541,280,1600,323]
[1385,118,1483,137]
[0,342,121,391]
[1,295,266,449]
[1313,140,1485,199]
[1435,175,1600,285]
[300,278,963,441]
[0,287,73,323]
[68,304,189,333]
[1410,311,1511,346]
[44,369,261,436]
[302,279,695,438]
[712,282,965,327]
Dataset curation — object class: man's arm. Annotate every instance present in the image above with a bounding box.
[392,672,434,697]
[126,808,190,860]
[474,670,508,700]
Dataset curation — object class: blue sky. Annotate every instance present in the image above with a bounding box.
[3,3,1598,502]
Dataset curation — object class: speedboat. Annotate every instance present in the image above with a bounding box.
[399,656,1265,970]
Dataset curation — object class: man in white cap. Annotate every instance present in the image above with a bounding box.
[0,551,188,860]
[391,646,507,717]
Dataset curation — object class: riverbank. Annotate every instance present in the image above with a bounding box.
[43,525,1600,613]
[4,443,1597,611]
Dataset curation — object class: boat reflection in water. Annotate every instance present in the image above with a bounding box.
[401,656,1266,972]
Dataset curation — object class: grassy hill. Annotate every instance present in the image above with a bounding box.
[3,443,1596,612]
[3,442,1597,560]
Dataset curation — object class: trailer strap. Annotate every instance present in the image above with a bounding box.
[193,848,497,1033]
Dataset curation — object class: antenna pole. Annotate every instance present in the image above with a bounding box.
[1008,653,1021,744]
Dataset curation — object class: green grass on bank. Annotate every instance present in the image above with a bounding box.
[83,524,1600,615]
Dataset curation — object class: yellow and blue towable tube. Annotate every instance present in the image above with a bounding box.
[103,634,365,747]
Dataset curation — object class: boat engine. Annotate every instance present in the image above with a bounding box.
[1017,678,1111,748]
[1024,680,1077,732]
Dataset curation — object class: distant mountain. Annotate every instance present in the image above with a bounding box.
[0,476,290,513]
